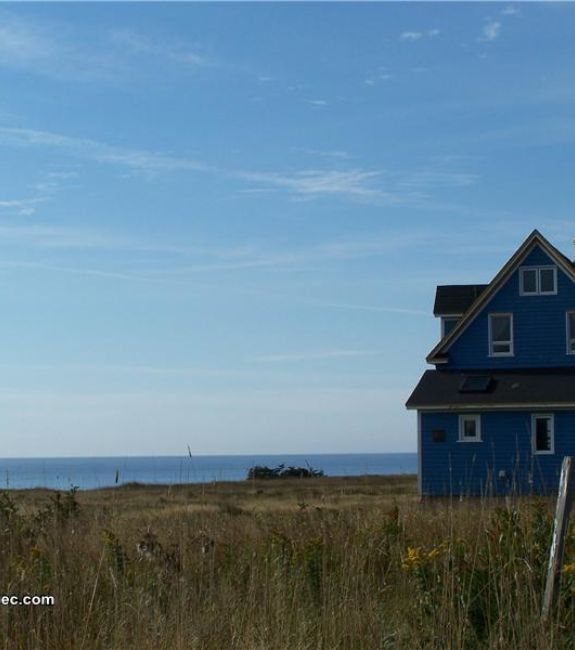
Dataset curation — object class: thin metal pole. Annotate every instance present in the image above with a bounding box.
[542,456,575,620]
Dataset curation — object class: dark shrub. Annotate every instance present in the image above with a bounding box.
[247,464,324,480]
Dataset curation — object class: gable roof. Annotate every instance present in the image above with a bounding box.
[427,229,575,364]
[433,284,488,316]
[406,368,575,410]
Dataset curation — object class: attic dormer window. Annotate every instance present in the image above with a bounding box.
[519,266,557,296]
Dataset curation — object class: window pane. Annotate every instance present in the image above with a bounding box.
[540,269,555,293]
[569,313,575,351]
[493,342,511,354]
[522,269,537,293]
[491,315,511,342]
[535,417,551,451]
[463,419,476,438]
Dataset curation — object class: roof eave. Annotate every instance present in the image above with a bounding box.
[407,402,575,411]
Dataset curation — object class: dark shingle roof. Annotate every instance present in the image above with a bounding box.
[433,284,488,316]
[406,369,575,409]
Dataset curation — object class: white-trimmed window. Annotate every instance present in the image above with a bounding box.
[458,414,481,442]
[489,313,513,356]
[532,414,554,454]
[519,266,557,296]
[567,311,575,354]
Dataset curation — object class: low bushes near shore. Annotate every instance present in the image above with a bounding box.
[0,478,575,648]
[246,463,325,479]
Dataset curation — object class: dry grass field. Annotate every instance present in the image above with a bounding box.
[0,474,574,648]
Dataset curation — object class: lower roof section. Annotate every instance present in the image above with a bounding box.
[433,284,488,317]
[406,368,575,410]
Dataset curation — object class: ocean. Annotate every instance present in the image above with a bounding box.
[0,453,417,490]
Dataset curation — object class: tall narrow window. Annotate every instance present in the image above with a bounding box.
[520,268,538,295]
[532,414,554,454]
[540,268,557,294]
[489,313,513,356]
[567,312,575,354]
[458,414,481,442]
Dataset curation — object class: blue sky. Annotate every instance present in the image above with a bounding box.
[0,2,574,457]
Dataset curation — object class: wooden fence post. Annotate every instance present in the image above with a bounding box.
[542,456,575,620]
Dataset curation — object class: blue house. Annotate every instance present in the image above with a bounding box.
[406,230,575,496]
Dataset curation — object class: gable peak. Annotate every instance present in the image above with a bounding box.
[426,229,575,364]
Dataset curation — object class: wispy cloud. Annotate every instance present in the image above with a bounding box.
[108,28,206,68]
[127,230,441,278]
[501,6,520,16]
[46,171,79,180]
[1,125,391,202]
[400,31,423,41]
[0,13,210,82]
[300,148,352,160]
[236,169,403,203]
[0,222,514,288]
[0,126,213,174]
[0,14,63,70]
[0,223,258,262]
[398,170,480,191]
[0,197,48,216]
[481,20,502,42]
[0,198,44,208]
[0,124,479,206]
[364,68,393,86]
[400,29,440,42]
[0,12,118,81]
[31,170,80,195]
[254,349,381,363]
[0,220,439,283]
[0,259,141,281]
[0,224,140,251]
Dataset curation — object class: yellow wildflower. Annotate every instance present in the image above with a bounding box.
[29,547,43,560]
[430,541,449,560]
[402,546,423,570]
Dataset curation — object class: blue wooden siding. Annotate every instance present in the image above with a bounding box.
[443,245,575,370]
[421,410,575,495]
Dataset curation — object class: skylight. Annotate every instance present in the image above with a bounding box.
[459,376,493,393]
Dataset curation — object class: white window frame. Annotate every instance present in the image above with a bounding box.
[567,311,575,355]
[531,413,555,455]
[519,266,557,296]
[458,414,481,442]
[488,313,514,357]
[539,266,558,295]
[519,267,538,295]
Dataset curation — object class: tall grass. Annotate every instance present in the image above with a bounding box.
[0,476,573,648]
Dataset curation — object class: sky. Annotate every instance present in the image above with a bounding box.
[0,2,574,457]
